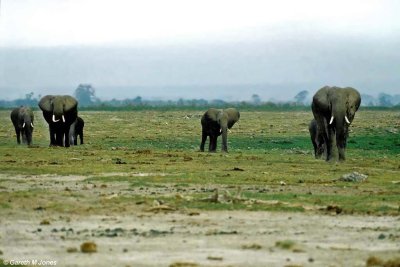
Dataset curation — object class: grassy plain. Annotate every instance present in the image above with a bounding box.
[1,109,400,266]
[0,109,399,215]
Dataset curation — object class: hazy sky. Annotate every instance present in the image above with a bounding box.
[0,0,399,100]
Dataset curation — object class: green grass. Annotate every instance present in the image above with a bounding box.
[0,110,399,215]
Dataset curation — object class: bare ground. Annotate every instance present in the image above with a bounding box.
[1,174,399,267]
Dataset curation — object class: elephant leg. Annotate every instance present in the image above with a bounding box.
[209,135,217,152]
[311,139,318,158]
[55,132,63,146]
[74,133,78,145]
[64,128,70,147]
[15,127,21,144]
[316,134,325,158]
[80,133,84,145]
[200,130,207,152]
[208,135,214,152]
[49,127,57,146]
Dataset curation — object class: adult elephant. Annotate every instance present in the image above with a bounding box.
[311,86,361,161]
[39,95,78,147]
[200,108,240,152]
[10,106,34,145]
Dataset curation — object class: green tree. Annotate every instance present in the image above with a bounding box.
[294,90,309,104]
[251,94,261,105]
[378,93,393,107]
[74,84,97,106]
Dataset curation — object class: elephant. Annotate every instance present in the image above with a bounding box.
[38,95,78,147]
[311,86,361,161]
[309,118,350,159]
[10,106,34,145]
[308,119,325,159]
[69,116,85,145]
[200,108,240,152]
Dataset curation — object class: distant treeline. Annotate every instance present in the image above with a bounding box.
[1,85,400,111]
[1,98,400,112]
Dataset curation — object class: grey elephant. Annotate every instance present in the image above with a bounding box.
[309,118,350,159]
[10,106,34,146]
[38,95,78,147]
[308,119,325,158]
[200,108,240,152]
[69,116,85,145]
[311,86,361,161]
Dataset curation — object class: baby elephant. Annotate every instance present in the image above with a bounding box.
[309,118,349,159]
[69,116,85,145]
[10,106,34,146]
[308,119,325,158]
[200,108,240,153]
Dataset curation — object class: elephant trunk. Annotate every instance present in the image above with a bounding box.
[221,125,228,152]
[329,102,351,125]
[334,112,348,161]
[23,119,33,146]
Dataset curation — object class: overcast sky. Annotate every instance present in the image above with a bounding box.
[0,0,399,100]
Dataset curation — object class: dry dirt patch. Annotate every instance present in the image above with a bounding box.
[1,174,399,267]
[1,211,399,266]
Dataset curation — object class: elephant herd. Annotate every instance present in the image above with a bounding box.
[10,86,361,162]
[11,95,84,148]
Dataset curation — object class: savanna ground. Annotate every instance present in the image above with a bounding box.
[0,109,399,267]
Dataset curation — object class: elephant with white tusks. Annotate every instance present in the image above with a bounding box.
[200,108,240,153]
[39,95,78,147]
[311,86,361,161]
[10,106,34,146]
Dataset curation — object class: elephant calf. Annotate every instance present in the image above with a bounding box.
[10,106,34,146]
[309,119,325,158]
[69,116,84,145]
[200,108,240,153]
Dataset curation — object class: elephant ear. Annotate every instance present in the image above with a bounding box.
[63,95,78,112]
[346,88,361,110]
[38,95,55,112]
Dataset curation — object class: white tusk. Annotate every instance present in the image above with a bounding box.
[31,123,34,128]
[22,123,25,128]
[329,116,334,125]
[345,116,350,124]
[220,128,222,133]
[62,115,66,123]
[52,115,60,122]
